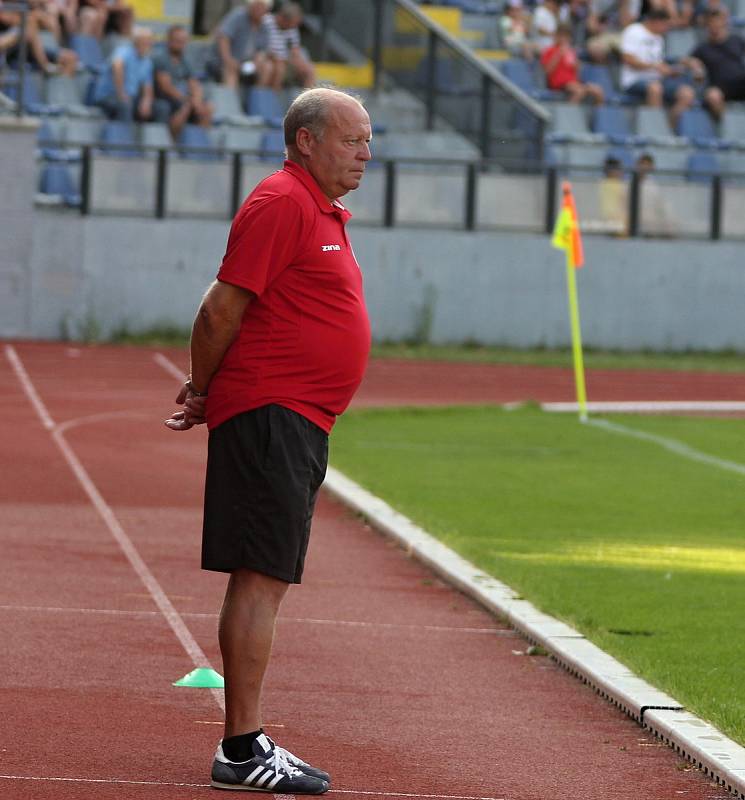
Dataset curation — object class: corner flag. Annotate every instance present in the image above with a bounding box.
[552,181,588,421]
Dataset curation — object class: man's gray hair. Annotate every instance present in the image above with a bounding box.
[284,89,330,147]
[284,87,365,150]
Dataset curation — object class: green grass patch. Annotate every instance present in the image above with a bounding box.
[331,405,745,743]
[371,342,745,373]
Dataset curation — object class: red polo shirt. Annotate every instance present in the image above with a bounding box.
[205,160,371,434]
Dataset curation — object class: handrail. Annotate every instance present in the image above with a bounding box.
[45,142,728,241]
[393,0,551,123]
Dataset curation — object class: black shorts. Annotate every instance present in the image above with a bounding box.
[202,404,328,583]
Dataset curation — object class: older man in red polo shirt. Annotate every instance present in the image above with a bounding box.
[165,87,372,794]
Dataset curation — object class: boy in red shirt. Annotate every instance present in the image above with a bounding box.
[541,24,605,103]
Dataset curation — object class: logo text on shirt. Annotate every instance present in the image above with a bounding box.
[321,244,341,252]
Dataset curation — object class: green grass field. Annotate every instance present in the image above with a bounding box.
[331,406,745,744]
[371,343,745,373]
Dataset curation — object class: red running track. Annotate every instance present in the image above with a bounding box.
[0,342,735,800]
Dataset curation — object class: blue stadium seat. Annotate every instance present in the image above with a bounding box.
[686,150,720,182]
[260,130,286,162]
[38,163,81,206]
[591,106,637,144]
[580,63,623,104]
[37,119,80,162]
[501,59,537,93]
[676,109,719,147]
[244,87,285,125]
[178,124,221,161]
[721,108,745,142]
[99,121,140,157]
[3,71,60,115]
[70,34,105,72]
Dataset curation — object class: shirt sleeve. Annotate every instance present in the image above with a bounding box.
[217,193,306,297]
[219,7,241,37]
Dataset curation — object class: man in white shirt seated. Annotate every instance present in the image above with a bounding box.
[620,9,702,128]
[264,1,315,90]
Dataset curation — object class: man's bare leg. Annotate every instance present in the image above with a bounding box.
[219,567,289,739]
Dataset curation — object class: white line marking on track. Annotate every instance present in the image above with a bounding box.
[0,605,511,635]
[585,416,745,478]
[153,351,187,381]
[4,344,225,712]
[56,410,152,434]
[5,346,55,431]
[0,775,504,800]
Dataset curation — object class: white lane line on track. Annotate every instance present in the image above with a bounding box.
[56,410,152,434]
[584,416,745,478]
[4,344,225,712]
[0,775,504,800]
[153,351,188,381]
[0,605,511,635]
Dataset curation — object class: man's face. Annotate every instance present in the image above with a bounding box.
[248,0,268,24]
[707,14,728,40]
[134,34,153,56]
[168,28,188,55]
[648,17,670,35]
[277,12,301,31]
[304,100,372,200]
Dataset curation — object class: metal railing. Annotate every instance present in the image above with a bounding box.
[0,1,30,117]
[308,0,550,165]
[40,141,737,241]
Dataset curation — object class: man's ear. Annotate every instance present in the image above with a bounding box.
[295,127,313,157]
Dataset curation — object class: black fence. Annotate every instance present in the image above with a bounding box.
[50,141,736,241]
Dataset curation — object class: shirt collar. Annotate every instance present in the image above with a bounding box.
[282,160,351,222]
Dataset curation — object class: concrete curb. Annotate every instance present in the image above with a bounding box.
[323,466,745,799]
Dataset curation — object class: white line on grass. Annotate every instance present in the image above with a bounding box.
[544,401,745,414]
[0,775,504,800]
[4,344,225,712]
[584,416,745,479]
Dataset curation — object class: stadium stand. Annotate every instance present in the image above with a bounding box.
[7,0,745,237]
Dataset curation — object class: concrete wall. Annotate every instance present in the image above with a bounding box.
[17,210,745,351]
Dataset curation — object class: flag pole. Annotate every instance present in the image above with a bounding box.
[564,248,588,422]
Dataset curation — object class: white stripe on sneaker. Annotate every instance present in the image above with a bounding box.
[254,770,275,788]
[244,766,265,785]
[267,773,285,790]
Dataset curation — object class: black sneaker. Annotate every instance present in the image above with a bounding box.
[264,735,331,783]
[211,732,329,793]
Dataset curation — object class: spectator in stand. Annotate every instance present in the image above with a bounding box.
[264,2,315,90]
[207,0,272,88]
[635,151,675,235]
[690,9,745,120]
[0,0,77,74]
[154,25,214,139]
[585,0,637,62]
[77,0,134,39]
[93,26,154,121]
[532,0,569,52]
[541,23,604,102]
[620,9,699,128]
[599,155,628,235]
[499,0,539,60]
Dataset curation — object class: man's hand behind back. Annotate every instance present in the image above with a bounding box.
[164,384,207,431]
